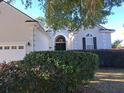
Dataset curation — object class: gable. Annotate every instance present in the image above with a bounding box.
[0,0,36,21]
[0,1,35,42]
[97,25,115,33]
[0,1,36,22]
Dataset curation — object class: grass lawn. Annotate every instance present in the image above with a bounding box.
[89,68,124,93]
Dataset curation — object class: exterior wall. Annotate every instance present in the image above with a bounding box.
[57,26,112,50]
[46,26,112,51]
[0,1,38,63]
[70,27,97,50]
[100,33,112,49]
[47,28,70,50]
[0,2,34,54]
[34,29,49,51]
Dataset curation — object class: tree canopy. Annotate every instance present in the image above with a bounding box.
[112,40,123,48]
[7,0,124,30]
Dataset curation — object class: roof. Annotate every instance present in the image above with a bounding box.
[97,25,115,33]
[99,28,115,33]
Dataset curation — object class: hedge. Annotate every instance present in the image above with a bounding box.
[76,49,124,68]
[0,51,98,93]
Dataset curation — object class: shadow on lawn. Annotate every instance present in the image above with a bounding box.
[90,68,124,93]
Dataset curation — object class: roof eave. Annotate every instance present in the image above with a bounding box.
[99,28,115,33]
[25,20,38,23]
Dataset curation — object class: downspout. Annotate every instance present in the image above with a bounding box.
[32,27,35,52]
[32,26,35,51]
[25,20,38,52]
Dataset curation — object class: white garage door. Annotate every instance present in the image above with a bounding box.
[0,43,26,63]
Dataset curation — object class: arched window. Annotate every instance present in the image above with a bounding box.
[55,35,66,50]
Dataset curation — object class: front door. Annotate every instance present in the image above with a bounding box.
[55,35,66,50]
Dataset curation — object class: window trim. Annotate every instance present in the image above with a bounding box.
[18,46,24,49]
[11,46,17,49]
[4,46,10,50]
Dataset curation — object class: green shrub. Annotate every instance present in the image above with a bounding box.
[0,51,98,93]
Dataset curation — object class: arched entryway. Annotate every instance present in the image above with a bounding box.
[55,35,66,50]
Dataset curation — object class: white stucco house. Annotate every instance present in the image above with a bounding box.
[0,1,115,63]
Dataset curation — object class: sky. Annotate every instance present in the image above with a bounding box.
[6,0,124,45]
